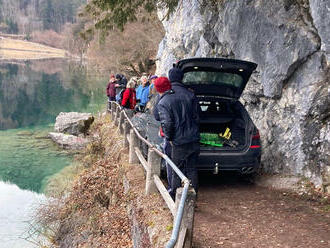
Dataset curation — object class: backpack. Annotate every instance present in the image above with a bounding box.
[121,76,127,87]
[116,89,131,108]
[116,89,124,103]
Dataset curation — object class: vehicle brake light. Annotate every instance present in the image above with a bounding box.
[250,145,261,148]
[252,131,260,140]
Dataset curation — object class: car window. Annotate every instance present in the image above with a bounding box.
[182,71,243,88]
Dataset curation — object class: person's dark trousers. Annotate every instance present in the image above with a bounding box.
[138,105,145,112]
[170,141,200,200]
[108,96,115,109]
[163,140,173,195]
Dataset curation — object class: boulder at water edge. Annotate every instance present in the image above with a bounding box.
[54,112,94,136]
[49,132,90,150]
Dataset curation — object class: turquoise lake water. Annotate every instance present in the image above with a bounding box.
[0,59,107,246]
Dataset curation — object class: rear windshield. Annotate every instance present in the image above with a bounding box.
[182,71,243,88]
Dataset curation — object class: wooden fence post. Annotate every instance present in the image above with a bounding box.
[123,120,130,147]
[129,129,139,164]
[145,149,161,195]
[114,106,120,126]
[110,102,115,120]
[118,111,124,134]
[174,187,196,248]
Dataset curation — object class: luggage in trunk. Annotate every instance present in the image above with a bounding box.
[199,99,247,149]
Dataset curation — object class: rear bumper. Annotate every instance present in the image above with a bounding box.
[196,147,261,173]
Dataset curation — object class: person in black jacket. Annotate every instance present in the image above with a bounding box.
[115,74,128,95]
[154,69,200,199]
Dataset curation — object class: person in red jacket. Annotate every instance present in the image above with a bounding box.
[121,79,136,109]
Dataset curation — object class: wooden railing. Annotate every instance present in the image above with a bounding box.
[108,101,196,248]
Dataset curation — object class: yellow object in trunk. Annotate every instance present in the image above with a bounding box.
[219,128,231,140]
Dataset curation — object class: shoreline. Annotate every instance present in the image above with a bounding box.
[0,37,69,61]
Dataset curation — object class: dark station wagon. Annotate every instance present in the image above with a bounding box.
[175,58,261,175]
[132,58,261,176]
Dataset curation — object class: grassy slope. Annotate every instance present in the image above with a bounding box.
[0,37,67,60]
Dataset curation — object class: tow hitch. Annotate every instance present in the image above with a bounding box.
[213,163,219,174]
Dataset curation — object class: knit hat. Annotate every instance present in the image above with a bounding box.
[149,75,158,81]
[168,68,184,83]
[154,77,171,93]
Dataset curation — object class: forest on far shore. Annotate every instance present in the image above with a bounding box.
[0,0,85,34]
[0,0,164,76]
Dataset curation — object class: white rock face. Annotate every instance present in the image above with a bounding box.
[309,0,330,62]
[54,112,94,136]
[156,0,329,187]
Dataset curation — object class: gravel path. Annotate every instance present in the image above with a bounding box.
[193,173,330,248]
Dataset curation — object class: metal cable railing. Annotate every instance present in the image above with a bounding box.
[108,101,195,248]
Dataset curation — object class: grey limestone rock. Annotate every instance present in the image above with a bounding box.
[48,132,90,150]
[131,112,162,146]
[54,112,94,136]
[310,0,330,62]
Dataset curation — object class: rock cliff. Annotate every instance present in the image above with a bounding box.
[156,0,329,188]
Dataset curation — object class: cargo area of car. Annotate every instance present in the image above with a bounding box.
[198,97,248,150]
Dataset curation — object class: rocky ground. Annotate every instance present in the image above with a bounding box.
[41,111,330,247]
[118,109,330,248]
[193,173,330,248]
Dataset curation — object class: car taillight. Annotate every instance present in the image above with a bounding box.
[252,130,260,140]
[250,129,261,149]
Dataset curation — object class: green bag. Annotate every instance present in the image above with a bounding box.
[200,133,223,147]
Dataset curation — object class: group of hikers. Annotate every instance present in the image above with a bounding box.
[106,68,200,200]
[106,73,158,112]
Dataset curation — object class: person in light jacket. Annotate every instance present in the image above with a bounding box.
[136,75,150,112]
